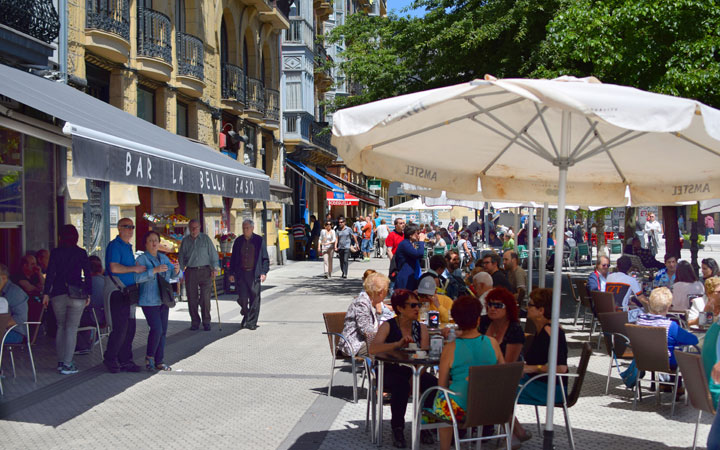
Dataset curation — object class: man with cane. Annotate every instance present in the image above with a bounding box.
[178,219,220,331]
[229,220,269,330]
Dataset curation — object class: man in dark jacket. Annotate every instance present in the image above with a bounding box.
[229,219,270,330]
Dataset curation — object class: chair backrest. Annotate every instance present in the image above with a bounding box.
[597,312,629,357]
[463,361,524,428]
[0,313,12,342]
[675,351,716,415]
[624,324,672,373]
[566,342,592,407]
[574,278,591,308]
[591,291,615,315]
[567,275,579,303]
[577,243,589,256]
[323,312,346,356]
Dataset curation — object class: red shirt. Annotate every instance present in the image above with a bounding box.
[385,230,404,256]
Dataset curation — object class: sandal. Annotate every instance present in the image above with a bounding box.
[145,357,155,371]
[155,363,172,371]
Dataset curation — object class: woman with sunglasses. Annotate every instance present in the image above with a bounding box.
[370,289,437,448]
[514,288,568,443]
[318,221,337,278]
[478,287,525,363]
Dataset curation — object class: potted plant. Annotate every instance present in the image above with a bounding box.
[216,233,237,253]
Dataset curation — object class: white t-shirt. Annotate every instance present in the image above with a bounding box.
[0,296,8,314]
[688,296,707,323]
[605,272,643,311]
[319,229,336,252]
[376,224,389,240]
[644,220,662,236]
[671,281,705,311]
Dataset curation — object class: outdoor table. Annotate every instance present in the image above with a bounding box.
[374,350,440,449]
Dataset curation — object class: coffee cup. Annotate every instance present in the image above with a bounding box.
[415,350,427,358]
[407,343,418,350]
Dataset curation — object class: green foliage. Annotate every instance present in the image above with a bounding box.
[327,0,720,110]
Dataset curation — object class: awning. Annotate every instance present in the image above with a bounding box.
[327,191,359,206]
[323,171,377,198]
[286,159,343,192]
[0,64,270,200]
[269,179,294,205]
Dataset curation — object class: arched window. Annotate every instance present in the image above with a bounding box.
[221,21,228,63]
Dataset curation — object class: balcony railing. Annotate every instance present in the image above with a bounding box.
[137,6,172,64]
[310,121,337,155]
[247,77,265,113]
[86,0,130,41]
[264,88,280,121]
[284,111,312,141]
[0,0,60,44]
[177,31,204,80]
[221,62,246,103]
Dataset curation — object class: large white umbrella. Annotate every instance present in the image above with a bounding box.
[386,197,450,211]
[332,75,720,447]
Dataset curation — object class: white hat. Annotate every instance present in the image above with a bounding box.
[565,231,573,238]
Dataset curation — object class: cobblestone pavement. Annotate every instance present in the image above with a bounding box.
[1,245,719,449]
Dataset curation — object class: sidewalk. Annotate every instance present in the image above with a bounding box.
[0,252,717,449]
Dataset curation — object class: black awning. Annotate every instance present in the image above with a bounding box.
[0,64,270,200]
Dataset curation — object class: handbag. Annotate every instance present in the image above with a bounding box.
[149,255,176,309]
[66,282,86,300]
[109,275,140,305]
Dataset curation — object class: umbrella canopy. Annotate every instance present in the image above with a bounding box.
[333,76,720,206]
[386,197,450,211]
[332,75,720,447]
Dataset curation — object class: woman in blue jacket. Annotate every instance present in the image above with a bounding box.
[393,223,426,291]
[136,231,179,371]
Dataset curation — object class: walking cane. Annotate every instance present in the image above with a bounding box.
[212,277,222,332]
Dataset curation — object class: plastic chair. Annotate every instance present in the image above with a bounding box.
[624,324,682,417]
[321,312,365,403]
[597,312,633,394]
[577,243,591,266]
[418,361,524,450]
[514,342,592,450]
[675,351,716,450]
[0,313,41,394]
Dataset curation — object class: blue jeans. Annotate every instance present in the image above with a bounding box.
[142,305,169,364]
[361,239,372,253]
[710,409,720,450]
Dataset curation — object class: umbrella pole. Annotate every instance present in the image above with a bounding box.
[544,111,571,450]
[527,207,534,297]
[540,203,549,287]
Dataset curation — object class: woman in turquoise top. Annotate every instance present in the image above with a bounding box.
[435,295,503,450]
[135,231,179,371]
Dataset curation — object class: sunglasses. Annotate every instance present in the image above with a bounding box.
[405,302,421,309]
[119,225,136,230]
[487,302,506,309]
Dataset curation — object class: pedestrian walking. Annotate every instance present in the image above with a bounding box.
[335,217,356,279]
[178,219,220,331]
[104,218,145,373]
[319,221,337,278]
[375,219,389,258]
[229,220,269,330]
[644,212,662,256]
[136,231,179,371]
[41,224,92,375]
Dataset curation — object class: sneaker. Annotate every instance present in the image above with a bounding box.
[57,362,64,372]
[60,362,79,375]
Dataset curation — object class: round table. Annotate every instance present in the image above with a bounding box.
[374,350,440,449]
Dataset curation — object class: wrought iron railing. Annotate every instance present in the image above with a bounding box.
[177,31,204,80]
[86,0,130,41]
[310,121,336,155]
[221,62,246,103]
[247,77,265,113]
[0,0,60,44]
[314,42,333,79]
[137,6,171,64]
[264,88,280,121]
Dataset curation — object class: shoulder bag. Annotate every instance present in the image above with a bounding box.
[109,274,140,305]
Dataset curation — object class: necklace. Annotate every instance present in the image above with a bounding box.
[488,320,508,340]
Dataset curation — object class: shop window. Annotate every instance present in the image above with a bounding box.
[138,85,156,124]
[177,101,188,137]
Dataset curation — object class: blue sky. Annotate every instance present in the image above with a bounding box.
[388,0,427,18]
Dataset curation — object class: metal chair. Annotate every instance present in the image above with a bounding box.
[624,324,682,417]
[321,312,365,403]
[76,307,108,357]
[597,312,633,395]
[590,291,615,348]
[418,361,525,450]
[675,351,716,450]
[568,276,592,328]
[0,313,41,394]
[514,342,592,450]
